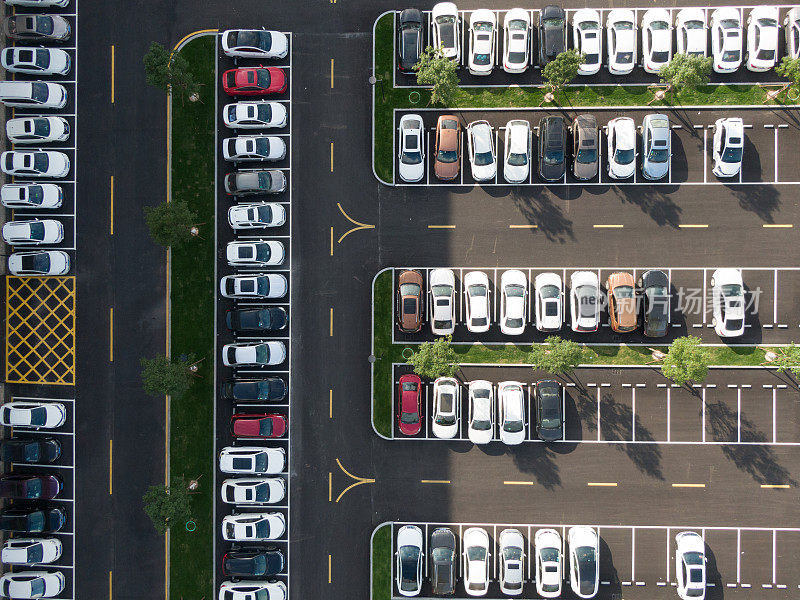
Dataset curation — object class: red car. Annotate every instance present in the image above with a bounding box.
[222,67,287,96]
[230,413,286,438]
[397,374,422,436]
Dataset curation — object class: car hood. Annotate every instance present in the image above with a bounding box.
[574,156,597,180]
[540,158,564,181]
[616,297,637,327]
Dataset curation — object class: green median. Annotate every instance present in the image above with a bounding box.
[372,524,391,600]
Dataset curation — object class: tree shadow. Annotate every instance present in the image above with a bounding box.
[728,184,781,223]
[508,187,575,243]
[610,186,682,228]
[599,392,665,480]
[509,444,562,490]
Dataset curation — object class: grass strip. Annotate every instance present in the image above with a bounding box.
[372,524,391,600]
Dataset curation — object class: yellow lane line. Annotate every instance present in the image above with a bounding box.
[110,45,115,103]
[328,472,332,502]
[330,227,334,256]
[110,175,114,235]
[593,224,623,228]
[109,307,114,362]
[504,480,534,485]
[329,308,333,336]
[421,479,451,484]
[172,28,219,53]
[509,224,537,229]
[329,389,333,419]
[330,142,334,172]
[587,482,618,487]
[761,484,790,488]
[763,224,793,228]
[109,571,112,600]
[109,439,113,495]
[672,483,706,488]
[330,59,334,88]
[678,224,709,228]
[328,554,332,583]
[428,225,456,229]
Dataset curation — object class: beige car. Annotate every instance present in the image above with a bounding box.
[434,115,460,180]
[606,272,637,333]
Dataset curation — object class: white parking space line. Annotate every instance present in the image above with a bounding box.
[596,387,601,442]
[773,388,777,443]
[774,127,779,183]
[666,387,671,443]
[631,387,636,442]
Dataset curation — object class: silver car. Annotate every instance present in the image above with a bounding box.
[641,114,670,180]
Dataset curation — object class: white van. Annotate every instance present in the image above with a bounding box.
[0,81,66,109]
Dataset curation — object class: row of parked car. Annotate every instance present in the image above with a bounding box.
[396,525,706,600]
[399,3,800,76]
[398,113,743,182]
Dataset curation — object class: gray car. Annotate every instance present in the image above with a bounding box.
[431,528,456,595]
[571,114,597,180]
[641,114,670,180]
[224,170,286,195]
[3,15,70,41]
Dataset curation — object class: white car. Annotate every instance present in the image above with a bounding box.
[223,102,287,129]
[467,380,494,444]
[785,7,800,60]
[220,477,285,505]
[2,151,69,178]
[221,511,285,541]
[606,117,636,179]
[222,341,287,367]
[221,29,289,59]
[220,274,287,299]
[568,527,599,599]
[9,250,70,276]
[676,8,707,57]
[462,527,490,596]
[226,240,285,267]
[464,270,490,333]
[503,9,530,73]
[466,120,496,181]
[219,447,286,474]
[712,117,743,177]
[1,538,62,565]
[432,376,460,439]
[606,9,636,75]
[0,572,64,599]
[498,381,526,445]
[746,6,779,72]
[228,203,286,229]
[499,528,525,595]
[395,525,423,597]
[503,120,530,183]
[6,117,69,144]
[711,268,745,338]
[642,9,672,74]
[3,219,63,245]
[570,271,600,333]
[223,136,286,162]
[1,47,70,75]
[218,581,287,600]
[711,8,742,73]
[0,401,66,428]
[432,2,461,63]
[500,269,527,335]
[534,272,563,332]
[572,9,602,75]
[468,9,496,75]
[1,183,62,209]
[429,268,456,335]
[5,0,69,6]
[398,114,425,183]
[534,529,563,598]
[0,81,66,109]
[676,531,706,600]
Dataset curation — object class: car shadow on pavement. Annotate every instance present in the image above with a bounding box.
[599,392,665,481]
[509,187,575,243]
[598,536,622,598]
[704,543,724,600]
[509,444,562,490]
[610,185,682,228]
[728,184,781,224]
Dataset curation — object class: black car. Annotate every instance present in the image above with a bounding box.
[638,269,670,338]
[534,379,563,441]
[222,546,285,577]
[538,116,566,181]
[220,378,287,403]
[0,474,62,500]
[538,5,566,66]
[0,507,65,533]
[226,307,288,332]
[398,8,423,72]
[430,527,456,595]
[0,438,61,463]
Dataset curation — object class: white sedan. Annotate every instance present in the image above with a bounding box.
[223,136,286,162]
[676,8,707,57]
[218,581,287,600]
[467,380,494,444]
[534,272,563,332]
[226,240,285,267]
[572,9,602,75]
[228,203,286,229]
[464,270,490,333]
[1,538,62,565]
[223,101,287,129]
[398,114,425,183]
[395,525,424,597]
[2,151,69,178]
[468,9,496,75]
[5,0,69,7]
[0,401,66,428]
[432,376,460,439]
[9,250,70,276]
[503,9,530,73]
[3,219,63,245]
[432,2,461,63]
[219,447,286,475]
[711,268,745,338]
[500,269,527,335]
[6,117,69,144]
[222,341,287,367]
[746,6,779,72]
[220,477,285,504]
[711,8,742,73]
[606,9,636,75]
[1,183,63,209]
[498,528,525,595]
[570,271,600,333]
[785,7,800,60]
[219,274,287,299]
[676,531,706,600]
[221,512,285,541]
[534,529,562,598]
[642,9,672,74]
[0,572,64,599]
[568,527,599,599]
[498,381,526,445]
[221,29,289,59]
[503,119,530,183]
[462,527,490,596]
[466,120,496,182]
[712,117,743,178]
[606,117,636,179]
[1,47,70,75]
[429,268,456,335]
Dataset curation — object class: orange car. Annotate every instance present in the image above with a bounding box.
[434,115,461,180]
[606,272,637,333]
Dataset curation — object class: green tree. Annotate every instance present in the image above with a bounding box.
[541,49,584,93]
[413,46,459,106]
[142,476,192,534]
[771,343,800,378]
[776,56,800,88]
[407,335,459,379]
[528,336,584,375]
[661,336,710,385]
[143,41,200,100]
[140,354,196,399]
[143,200,197,248]
[658,53,712,92]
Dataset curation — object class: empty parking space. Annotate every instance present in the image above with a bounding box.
[599,527,631,586]
[704,384,739,443]
[632,386,668,443]
[739,387,773,444]
[777,123,799,183]
[667,386,703,443]
[670,125,704,185]
[775,269,800,329]
[774,386,800,444]
[739,529,774,589]
[599,385,633,442]
[775,530,800,589]
[703,529,738,588]
[634,528,668,586]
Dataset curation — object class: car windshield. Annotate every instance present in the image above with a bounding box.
[686,20,704,29]
[473,53,490,65]
[648,148,669,163]
[399,546,420,588]
[468,284,487,297]
[504,418,524,433]
[34,49,50,68]
[258,418,274,436]
[650,20,669,30]
[759,18,778,28]
[255,244,272,263]
[402,382,418,393]
[721,146,742,163]
[30,581,45,597]
[467,546,486,561]
[507,152,527,166]
[579,21,599,30]
[540,547,559,562]
[237,30,271,51]
[402,148,422,164]
[503,546,522,560]
[576,148,597,164]
[508,51,526,63]
[505,284,525,298]
[615,21,634,30]
[436,18,456,47]
[31,83,49,103]
[474,150,494,166]
[431,284,452,297]
[32,120,50,137]
[400,410,419,424]
[255,205,273,223]
[254,172,272,189]
[35,17,54,35]
[614,285,634,299]
[617,51,633,63]
[399,283,420,297]
[437,148,457,163]
[540,284,559,299]
[22,442,39,462]
[544,149,563,165]
[684,551,704,566]
[722,284,743,298]
[33,154,49,172]
[254,482,272,501]
[256,278,271,296]
[474,22,493,32]
[543,17,563,27]
[256,70,271,88]
[756,49,775,60]
[722,50,740,62]
[29,406,47,425]
[21,254,50,273]
[652,51,669,62]
[614,148,634,164]
[254,520,271,538]
[255,344,269,363]
[26,543,43,563]
[25,186,44,206]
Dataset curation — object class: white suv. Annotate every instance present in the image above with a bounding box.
[429,268,456,335]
